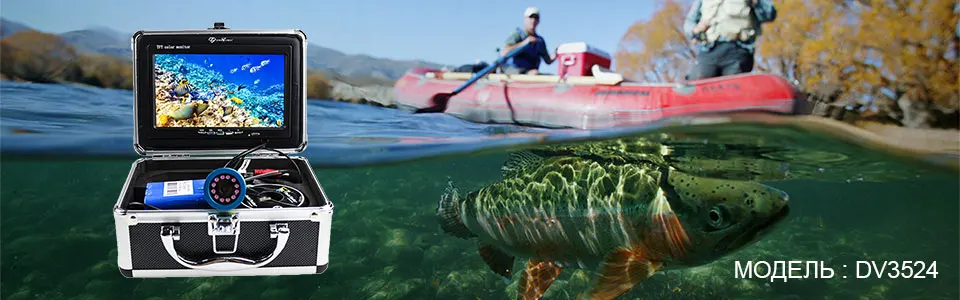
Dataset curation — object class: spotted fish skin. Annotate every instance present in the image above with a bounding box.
[464,156,660,267]
[436,150,790,300]
[528,137,792,181]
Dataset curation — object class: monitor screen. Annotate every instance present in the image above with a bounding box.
[153,53,286,129]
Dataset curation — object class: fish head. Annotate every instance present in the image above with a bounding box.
[196,102,209,114]
[658,167,789,265]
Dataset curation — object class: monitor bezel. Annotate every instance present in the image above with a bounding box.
[132,30,306,155]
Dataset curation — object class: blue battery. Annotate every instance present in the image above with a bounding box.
[145,179,208,209]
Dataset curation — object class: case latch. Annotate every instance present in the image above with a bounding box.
[209,22,229,30]
[208,214,240,254]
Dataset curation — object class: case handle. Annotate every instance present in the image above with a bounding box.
[159,223,289,271]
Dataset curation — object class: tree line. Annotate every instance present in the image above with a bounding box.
[615,0,959,129]
[0,30,333,100]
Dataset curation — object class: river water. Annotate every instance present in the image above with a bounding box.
[1,81,957,299]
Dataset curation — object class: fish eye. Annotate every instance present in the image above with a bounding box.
[707,205,729,229]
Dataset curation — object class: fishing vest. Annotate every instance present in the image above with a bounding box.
[505,27,545,70]
[700,0,757,43]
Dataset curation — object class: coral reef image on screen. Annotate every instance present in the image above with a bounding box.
[153,54,285,128]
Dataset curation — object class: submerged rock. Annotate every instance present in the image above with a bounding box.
[435,271,488,299]
[376,228,423,266]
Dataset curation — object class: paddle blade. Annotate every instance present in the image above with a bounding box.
[413,93,452,114]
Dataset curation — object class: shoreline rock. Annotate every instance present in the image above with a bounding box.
[324,79,396,108]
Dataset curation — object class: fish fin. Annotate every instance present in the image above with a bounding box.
[517,259,562,300]
[478,243,515,278]
[436,177,476,239]
[501,150,544,178]
[650,168,690,258]
[585,248,662,300]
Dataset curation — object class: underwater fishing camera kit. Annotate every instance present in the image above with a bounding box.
[113,22,333,278]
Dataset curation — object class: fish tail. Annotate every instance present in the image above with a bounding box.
[436,176,475,239]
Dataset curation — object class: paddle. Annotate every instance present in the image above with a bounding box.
[414,42,534,114]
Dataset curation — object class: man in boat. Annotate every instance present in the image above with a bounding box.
[499,6,557,75]
[684,0,777,80]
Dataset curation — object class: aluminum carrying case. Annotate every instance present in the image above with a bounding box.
[113,23,333,278]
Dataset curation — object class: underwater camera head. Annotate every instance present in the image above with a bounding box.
[132,22,307,155]
[204,167,247,211]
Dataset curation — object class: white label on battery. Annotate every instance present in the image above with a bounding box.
[163,180,194,197]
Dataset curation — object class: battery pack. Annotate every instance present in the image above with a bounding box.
[145,179,207,209]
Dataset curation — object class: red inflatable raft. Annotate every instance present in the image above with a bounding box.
[394,43,808,129]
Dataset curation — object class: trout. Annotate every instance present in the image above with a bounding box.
[436,150,790,300]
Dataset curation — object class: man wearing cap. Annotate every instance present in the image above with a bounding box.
[500,6,557,75]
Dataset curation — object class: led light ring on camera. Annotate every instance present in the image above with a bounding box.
[204,167,246,211]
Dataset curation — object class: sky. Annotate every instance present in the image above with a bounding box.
[1,0,660,67]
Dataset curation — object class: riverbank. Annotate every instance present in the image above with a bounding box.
[1,75,395,109]
[0,29,397,105]
[330,80,396,108]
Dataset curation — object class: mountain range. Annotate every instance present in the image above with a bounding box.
[0,18,447,83]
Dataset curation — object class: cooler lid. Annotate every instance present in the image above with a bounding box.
[131,23,308,157]
[556,42,612,60]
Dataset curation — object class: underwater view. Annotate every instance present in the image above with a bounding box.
[1,81,958,299]
[153,54,285,128]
